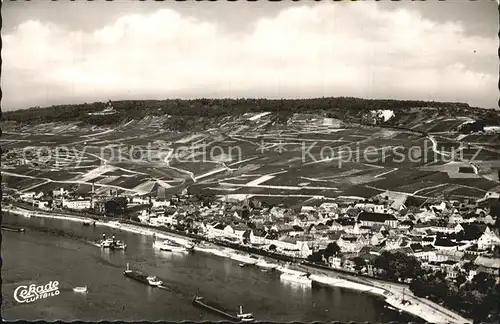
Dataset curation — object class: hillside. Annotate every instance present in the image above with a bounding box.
[1,99,499,207]
[1,97,491,125]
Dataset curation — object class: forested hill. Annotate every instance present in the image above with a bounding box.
[1,97,497,129]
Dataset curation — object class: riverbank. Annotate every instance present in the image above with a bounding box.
[4,206,471,323]
[298,265,472,324]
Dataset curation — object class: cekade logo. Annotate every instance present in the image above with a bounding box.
[14,281,60,303]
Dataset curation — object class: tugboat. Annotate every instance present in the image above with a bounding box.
[192,296,254,322]
[123,263,163,287]
[236,306,255,322]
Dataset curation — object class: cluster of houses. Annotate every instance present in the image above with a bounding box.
[130,193,500,281]
[12,185,500,282]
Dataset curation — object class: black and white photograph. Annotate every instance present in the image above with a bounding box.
[1,0,499,322]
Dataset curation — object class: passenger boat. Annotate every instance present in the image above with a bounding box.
[108,221,121,227]
[192,296,254,322]
[229,253,258,265]
[255,259,278,270]
[83,220,96,227]
[153,240,187,252]
[123,263,163,287]
[73,286,88,293]
[280,272,312,286]
[99,234,126,250]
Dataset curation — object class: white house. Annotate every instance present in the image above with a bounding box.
[52,188,69,197]
[19,191,43,202]
[38,200,51,210]
[300,206,316,214]
[62,198,91,210]
[429,202,447,211]
[151,198,170,208]
[354,203,385,213]
[477,227,500,250]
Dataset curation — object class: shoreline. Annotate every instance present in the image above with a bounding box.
[5,206,471,323]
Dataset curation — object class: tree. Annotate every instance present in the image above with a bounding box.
[470,272,496,294]
[323,242,341,259]
[352,257,366,273]
[269,244,277,251]
[241,207,250,220]
[104,200,121,217]
[307,250,324,263]
[455,273,467,287]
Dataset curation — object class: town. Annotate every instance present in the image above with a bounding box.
[5,181,500,321]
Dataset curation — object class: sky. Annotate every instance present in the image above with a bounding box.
[2,0,498,111]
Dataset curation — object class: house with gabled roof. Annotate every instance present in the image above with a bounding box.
[337,234,370,253]
[473,256,500,275]
[357,211,398,228]
[477,226,500,250]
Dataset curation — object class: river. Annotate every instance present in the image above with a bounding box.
[2,212,419,322]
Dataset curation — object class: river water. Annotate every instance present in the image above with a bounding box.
[2,212,418,322]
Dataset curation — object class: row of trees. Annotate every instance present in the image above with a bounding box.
[410,270,500,322]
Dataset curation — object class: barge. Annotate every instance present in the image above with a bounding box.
[1,226,25,233]
[123,263,163,287]
[192,296,254,322]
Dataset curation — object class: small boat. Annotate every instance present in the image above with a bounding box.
[73,286,88,293]
[239,263,246,267]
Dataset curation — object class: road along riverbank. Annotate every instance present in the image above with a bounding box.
[4,206,470,323]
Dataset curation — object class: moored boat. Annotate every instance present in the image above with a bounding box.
[309,274,343,287]
[280,272,312,286]
[83,220,96,227]
[153,240,187,252]
[255,259,278,270]
[229,252,258,265]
